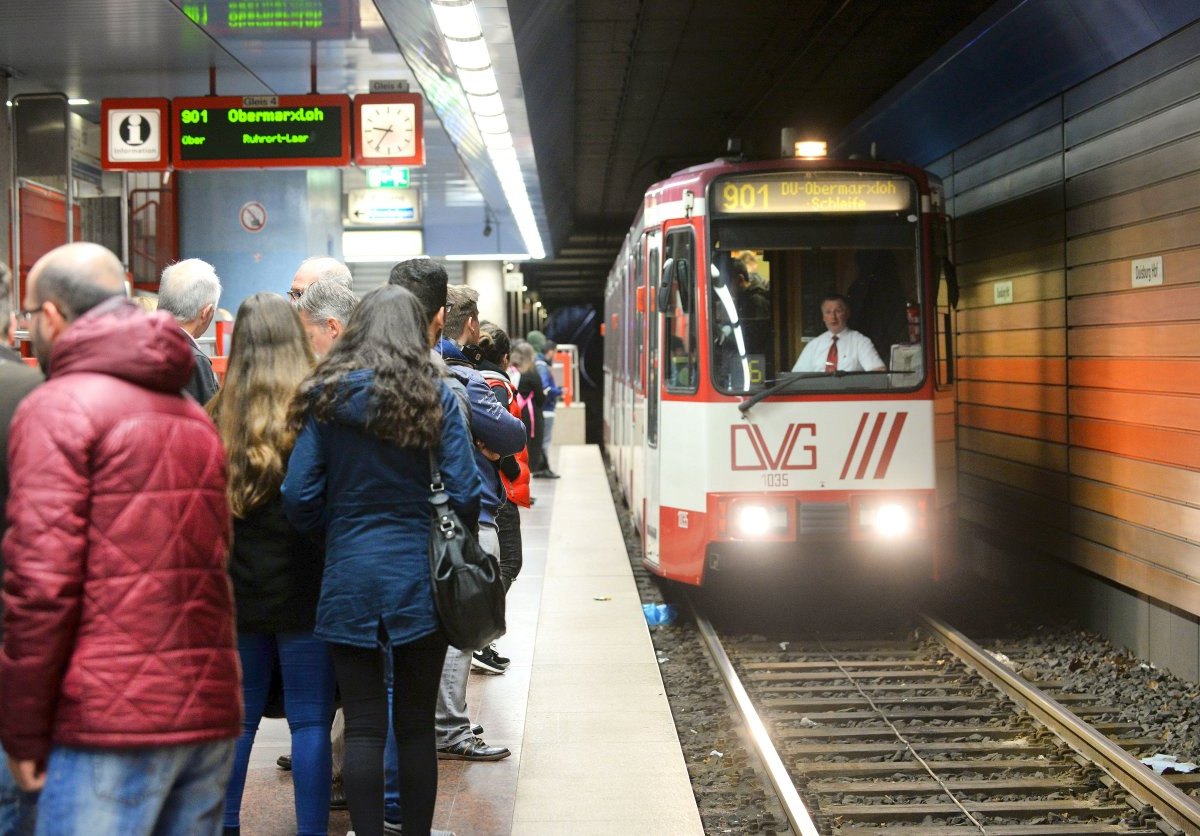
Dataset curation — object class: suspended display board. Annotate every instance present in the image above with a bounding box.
[172,94,351,169]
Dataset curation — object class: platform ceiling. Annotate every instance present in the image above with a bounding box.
[0,0,995,307]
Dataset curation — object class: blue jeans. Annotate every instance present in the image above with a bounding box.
[223,631,335,835]
[0,741,36,836]
[34,740,234,836]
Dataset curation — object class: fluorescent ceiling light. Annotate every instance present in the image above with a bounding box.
[444,252,532,261]
[431,0,546,259]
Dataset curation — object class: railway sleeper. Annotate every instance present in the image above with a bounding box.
[794,758,1088,777]
[823,798,1132,820]
[832,824,1162,834]
[809,776,1094,795]
[788,740,1060,757]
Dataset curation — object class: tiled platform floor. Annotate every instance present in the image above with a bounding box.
[237,445,701,835]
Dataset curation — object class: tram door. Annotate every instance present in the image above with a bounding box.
[643,230,662,569]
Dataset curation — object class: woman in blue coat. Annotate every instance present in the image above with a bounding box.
[283,285,481,836]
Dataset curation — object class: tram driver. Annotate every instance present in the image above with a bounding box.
[791,294,885,374]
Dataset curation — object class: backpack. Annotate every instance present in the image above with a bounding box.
[479,369,531,508]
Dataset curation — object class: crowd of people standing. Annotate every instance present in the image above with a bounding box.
[0,243,564,836]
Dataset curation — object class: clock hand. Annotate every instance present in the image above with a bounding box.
[373,126,394,151]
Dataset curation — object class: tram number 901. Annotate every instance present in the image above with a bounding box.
[720,183,769,212]
[179,109,209,124]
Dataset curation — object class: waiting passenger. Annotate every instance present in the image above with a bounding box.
[210,293,334,836]
[283,285,479,836]
[534,340,563,477]
[1,243,240,833]
[159,257,222,403]
[0,260,41,835]
[791,293,885,373]
[295,278,358,357]
[289,255,353,301]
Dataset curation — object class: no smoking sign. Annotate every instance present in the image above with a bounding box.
[239,202,268,233]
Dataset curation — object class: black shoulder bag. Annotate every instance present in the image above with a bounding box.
[427,449,506,651]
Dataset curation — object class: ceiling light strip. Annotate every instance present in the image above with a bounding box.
[431,0,545,259]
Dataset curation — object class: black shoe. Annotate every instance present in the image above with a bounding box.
[472,723,485,736]
[437,736,510,761]
[471,644,509,674]
[532,469,560,479]
[330,778,347,810]
[276,753,292,771]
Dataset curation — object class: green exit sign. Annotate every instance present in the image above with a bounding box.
[366,167,411,189]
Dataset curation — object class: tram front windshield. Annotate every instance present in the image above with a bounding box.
[708,172,925,395]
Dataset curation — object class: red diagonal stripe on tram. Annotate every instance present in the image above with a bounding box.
[840,413,870,480]
[855,413,888,480]
[873,412,908,479]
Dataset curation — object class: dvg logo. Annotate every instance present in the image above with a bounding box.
[730,412,909,478]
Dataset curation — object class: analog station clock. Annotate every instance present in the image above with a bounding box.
[354,93,424,166]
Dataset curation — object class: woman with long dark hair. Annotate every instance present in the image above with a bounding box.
[209,292,333,836]
[282,285,480,836]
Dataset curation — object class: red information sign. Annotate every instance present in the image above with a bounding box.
[172,94,351,169]
[101,98,170,170]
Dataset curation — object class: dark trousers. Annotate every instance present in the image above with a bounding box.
[330,631,448,836]
[496,500,523,591]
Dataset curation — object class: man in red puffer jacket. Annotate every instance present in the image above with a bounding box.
[0,243,241,835]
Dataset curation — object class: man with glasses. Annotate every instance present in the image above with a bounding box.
[289,256,352,302]
[0,243,241,834]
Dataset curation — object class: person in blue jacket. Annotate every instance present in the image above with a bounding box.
[283,284,481,836]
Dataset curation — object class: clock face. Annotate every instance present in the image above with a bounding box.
[360,103,416,158]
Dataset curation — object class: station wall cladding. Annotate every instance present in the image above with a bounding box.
[927,22,1200,669]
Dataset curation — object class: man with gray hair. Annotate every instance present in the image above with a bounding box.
[289,256,352,301]
[158,258,222,404]
[295,279,358,357]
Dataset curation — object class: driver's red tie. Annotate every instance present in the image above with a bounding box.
[825,335,838,374]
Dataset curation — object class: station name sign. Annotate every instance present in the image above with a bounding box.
[172,94,351,169]
[713,173,913,214]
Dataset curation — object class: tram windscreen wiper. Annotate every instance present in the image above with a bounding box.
[738,371,887,414]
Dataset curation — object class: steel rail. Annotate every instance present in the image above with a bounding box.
[690,603,822,836]
[921,613,1200,835]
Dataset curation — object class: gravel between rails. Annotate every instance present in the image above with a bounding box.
[602,458,1200,831]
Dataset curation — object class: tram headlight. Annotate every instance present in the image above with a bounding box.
[870,503,912,538]
[852,496,926,541]
[731,502,789,539]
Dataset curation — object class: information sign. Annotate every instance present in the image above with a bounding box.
[102,98,170,170]
[713,173,913,214]
[172,94,351,169]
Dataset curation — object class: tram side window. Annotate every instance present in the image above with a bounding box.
[663,227,697,391]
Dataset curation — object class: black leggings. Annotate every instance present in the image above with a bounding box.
[496,500,523,591]
[330,631,448,836]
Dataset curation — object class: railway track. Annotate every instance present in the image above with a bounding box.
[694,609,1200,835]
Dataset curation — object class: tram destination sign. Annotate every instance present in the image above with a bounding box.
[172,94,351,169]
[713,173,913,214]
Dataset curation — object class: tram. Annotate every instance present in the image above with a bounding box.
[603,146,958,586]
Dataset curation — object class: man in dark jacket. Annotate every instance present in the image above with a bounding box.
[0,261,41,834]
[390,263,526,763]
[159,257,222,404]
[0,243,241,833]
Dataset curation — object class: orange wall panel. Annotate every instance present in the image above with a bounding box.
[959,357,1066,385]
[1070,416,1200,470]
[1069,285,1200,327]
[1069,322,1200,357]
[1070,388,1200,433]
[958,380,1066,413]
[1069,359,1200,395]
[960,403,1068,443]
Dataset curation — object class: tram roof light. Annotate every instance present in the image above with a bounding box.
[794,140,827,159]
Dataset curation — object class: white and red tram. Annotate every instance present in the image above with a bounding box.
[603,151,959,586]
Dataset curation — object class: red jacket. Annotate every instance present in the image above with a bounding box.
[0,300,241,762]
[480,368,531,508]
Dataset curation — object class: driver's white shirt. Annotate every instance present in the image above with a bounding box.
[791,328,884,373]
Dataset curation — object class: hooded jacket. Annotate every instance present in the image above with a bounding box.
[0,299,240,763]
[436,339,527,526]
[282,370,482,648]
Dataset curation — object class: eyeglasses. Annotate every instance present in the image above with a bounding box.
[19,304,44,325]
[287,289,304,301]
